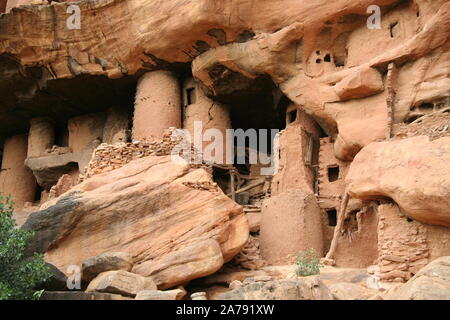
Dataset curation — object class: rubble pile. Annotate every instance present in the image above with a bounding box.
[182,181,219,192]
[232,235,266,270]
[392,109,450,141]
[81,128,206,181]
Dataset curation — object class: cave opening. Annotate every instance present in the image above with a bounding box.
[0,54,139,139]
[419,103,434,113]
[211,74,286,176]
[212,166,232,195]
[287,109,298,124]
[344,210,359,233]
[55,121,69,148]
[405,114,421,124]
[390,22,399,38]
[186,87,196,105]
[204,71,286,205]
[34,183,43,203]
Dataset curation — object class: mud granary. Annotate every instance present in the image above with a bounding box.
[0,0,449,298]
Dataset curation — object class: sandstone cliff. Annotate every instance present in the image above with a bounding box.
[0,0,449,300]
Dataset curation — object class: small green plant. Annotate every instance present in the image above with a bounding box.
[0,195,52,300]
[295,248,322,277]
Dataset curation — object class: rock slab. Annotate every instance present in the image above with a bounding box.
[86,270,156,297]
[23,155,248,289]
[82,251,132,283]
[346,136,450,227]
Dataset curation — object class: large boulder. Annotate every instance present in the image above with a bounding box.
[86,270,156,297]
[333,67,384,101]
[132,239,224,290]
[389,256,450,300]
[22,155,248,289]
[346,136,450,227]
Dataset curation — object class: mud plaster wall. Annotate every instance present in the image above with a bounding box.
[346,2,418,68]
[68,113,105,153]
[0,134,36,208]
[261,106,325,264]
[316,137,381,265]
[271,106,321,196]
[333,204,379,268]
[377,203,450,282]
[23,112,113,193]
[317,137,352,255]
[182,77,231,164]
[317,137,350,208]
[260,189,323,265]
[28,117,55,158]
[133,71,181,142]
[102,107,129,144]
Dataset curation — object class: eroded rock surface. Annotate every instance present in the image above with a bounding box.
[346,136,450,227]
[86,270,157,297]
[1,0,450,300]
[215,278,333,300]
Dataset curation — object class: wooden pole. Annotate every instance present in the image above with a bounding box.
[227,180,265,197]
[325,192,350,261]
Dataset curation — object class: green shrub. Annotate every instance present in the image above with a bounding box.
[295,248,322,277]
[0,195,52,300]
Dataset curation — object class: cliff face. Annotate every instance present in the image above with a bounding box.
[0,0,449,300]
[0,0,413,136]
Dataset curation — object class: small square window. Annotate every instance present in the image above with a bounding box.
[327,166,340,182]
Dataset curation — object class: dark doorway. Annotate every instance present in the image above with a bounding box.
[327,166,340,182]
[326,209,337,227]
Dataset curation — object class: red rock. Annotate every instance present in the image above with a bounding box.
[86,270,156,297]
[346,136,450,227]
[23,155,248,289]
